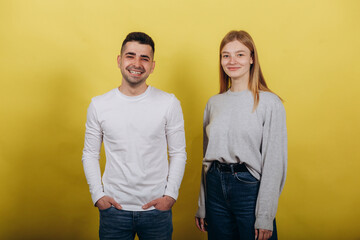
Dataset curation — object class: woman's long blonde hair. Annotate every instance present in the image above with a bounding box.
[219,30,279,110]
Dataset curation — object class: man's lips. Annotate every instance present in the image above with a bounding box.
[127,68,144,76]
[129,70,143,75]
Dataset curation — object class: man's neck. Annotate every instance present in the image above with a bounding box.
[118,82,148,96]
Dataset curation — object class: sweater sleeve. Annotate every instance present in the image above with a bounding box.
[81,100,106,205]
[163,96,187,200]
[255,98,287,230]
[195,102,210,218]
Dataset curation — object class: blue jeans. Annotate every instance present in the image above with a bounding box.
[205,163,277,240]
[99,207,172,240]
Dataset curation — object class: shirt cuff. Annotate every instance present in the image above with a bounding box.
[164,189,178,201]
[255,216,274,231]
[195,205,205,218]
[91,191,106,206]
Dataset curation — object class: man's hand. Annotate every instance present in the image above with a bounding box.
[255,229,272,240]
[195,217,206,232]
[142,195,175,211]
[95,196,122,210]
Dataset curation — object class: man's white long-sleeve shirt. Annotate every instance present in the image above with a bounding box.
[82,86,187,211]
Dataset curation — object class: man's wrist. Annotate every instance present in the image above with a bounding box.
[163,191,177,201]
[92,192,106,206]
[164,195,175,201]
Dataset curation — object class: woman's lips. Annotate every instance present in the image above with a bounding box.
[227,67,240,71]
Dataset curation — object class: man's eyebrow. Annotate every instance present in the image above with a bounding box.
[124,52,151,59]
[124,52,136,56]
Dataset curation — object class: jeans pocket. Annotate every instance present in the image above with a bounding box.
[234,172,259,184]
[154,208,171,213]
[99,206,114,213]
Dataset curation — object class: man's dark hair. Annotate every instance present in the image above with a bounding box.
[121,32,155,55]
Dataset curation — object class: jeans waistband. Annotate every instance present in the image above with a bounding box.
[213,161,248,173]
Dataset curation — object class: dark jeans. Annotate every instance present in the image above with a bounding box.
[99,207,172,240]
[206,162,277,240]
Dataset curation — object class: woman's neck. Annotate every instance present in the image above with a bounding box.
[230,77,249,92]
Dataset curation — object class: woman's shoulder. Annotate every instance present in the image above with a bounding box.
[259,91,282,104]
[206,92,230,106]
[259,91,285,113]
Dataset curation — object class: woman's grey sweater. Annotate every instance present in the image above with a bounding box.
[196,89,287,231]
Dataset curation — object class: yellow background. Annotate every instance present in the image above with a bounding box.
[1,0,359,239]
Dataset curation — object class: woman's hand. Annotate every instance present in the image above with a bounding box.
[255,229,272,240]
[195,217,206,232]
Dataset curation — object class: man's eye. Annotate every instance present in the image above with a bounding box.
[142,58,149,62]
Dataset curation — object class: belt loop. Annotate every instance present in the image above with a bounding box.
[214,161,219,172]
[230,164,234,175]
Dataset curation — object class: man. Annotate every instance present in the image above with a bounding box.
[82,32,187,240]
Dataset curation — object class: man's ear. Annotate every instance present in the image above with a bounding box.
[117,55,121,68]
[150,61,156,74]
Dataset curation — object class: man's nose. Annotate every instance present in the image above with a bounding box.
[133,57,142,67]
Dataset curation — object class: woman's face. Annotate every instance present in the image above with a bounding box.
[221,40,253,82]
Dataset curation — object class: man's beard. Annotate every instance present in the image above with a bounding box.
[123,75,147,87]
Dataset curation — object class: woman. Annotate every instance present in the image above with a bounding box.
[195,30,287,240]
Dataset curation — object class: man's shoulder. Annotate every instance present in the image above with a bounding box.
[91,88,117,104]
[149,86,177,102]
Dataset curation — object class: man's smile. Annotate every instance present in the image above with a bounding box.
[127,67,145,76]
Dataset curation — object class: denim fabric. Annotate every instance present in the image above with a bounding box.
[99,207,172,240]
[206,163,277,240]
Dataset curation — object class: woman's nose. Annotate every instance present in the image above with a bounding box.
[229,56,236,64]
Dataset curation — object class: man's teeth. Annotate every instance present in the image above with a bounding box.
[130,70,142,74]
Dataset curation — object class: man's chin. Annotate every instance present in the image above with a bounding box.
[124,77,147,86]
